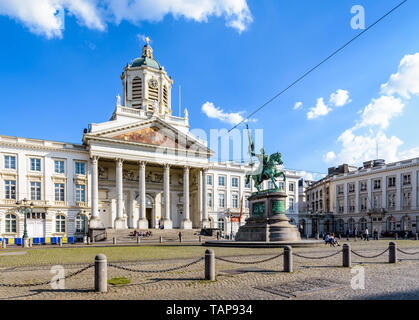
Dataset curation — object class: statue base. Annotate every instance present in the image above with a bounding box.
[236,191,301,242]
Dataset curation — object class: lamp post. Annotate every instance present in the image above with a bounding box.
[16,198,34,248]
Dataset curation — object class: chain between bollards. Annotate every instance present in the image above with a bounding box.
[95,254,107,293]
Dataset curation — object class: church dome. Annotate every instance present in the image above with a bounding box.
[130,41,161,70]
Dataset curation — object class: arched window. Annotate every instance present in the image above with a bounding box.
[348,219,355,232]
[56,215,66,233]
[336,219,345,233]
[218,218,225,232]
[75,215,86,234]
[132,77,143,108]
[401,216,411,231]
[387,216,396,232]
[5,214,17,233]
[163,85,169,111]
[359,218,368,232]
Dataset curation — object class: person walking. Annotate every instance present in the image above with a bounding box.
[364,227,369,241]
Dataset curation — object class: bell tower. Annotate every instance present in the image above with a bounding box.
[120,38,173,116]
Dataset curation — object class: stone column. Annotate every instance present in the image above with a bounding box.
[89,157,103,229]
[396,174,402,211]
[412,170,417,210]
[198,169,203,225]
[202,168,210,228]
[367,179,372,210]
[163,164,172,229]
[114,158,125,229]
[343,183,348,214]
[138,161,148,229]
[182,166,192,229]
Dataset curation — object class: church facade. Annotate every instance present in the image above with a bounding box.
[0,41,301,240]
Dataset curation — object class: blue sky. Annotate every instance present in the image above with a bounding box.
[0,0,418,179]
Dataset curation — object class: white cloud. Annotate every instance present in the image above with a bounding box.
[323,151,336,163]
[356,95,404,130]
[201,101,255,125]
[329,89,351,107]
[0,0,252,38]
[307,98,331,120]
[0,0,104,38]
[381,53,419,99]
[326,129,404,166]
[293,102,303,110]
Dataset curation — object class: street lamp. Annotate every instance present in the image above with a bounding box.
[16,198,34,247]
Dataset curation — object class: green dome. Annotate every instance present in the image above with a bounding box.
[130,42,161,70]
[131,56,161,69]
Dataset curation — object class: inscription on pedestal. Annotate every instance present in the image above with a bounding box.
[271,200,285,215]
[252,202,265,217]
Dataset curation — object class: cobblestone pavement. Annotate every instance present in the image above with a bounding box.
[1,241,419,300]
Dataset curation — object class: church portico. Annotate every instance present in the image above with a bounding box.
[90,154,207,230]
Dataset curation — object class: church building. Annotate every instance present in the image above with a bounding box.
[0,40,301,241]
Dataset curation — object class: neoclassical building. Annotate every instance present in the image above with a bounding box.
[300,158,419,236]
[0,41,301,240]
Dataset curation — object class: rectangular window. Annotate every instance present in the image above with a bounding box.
[207,193,213,208]
[232,194,239,209]
[54,160,65,174]
[75,184,86,202]
[30,158,41,171]
[30,182,41,200]
[403,174,411,186]
[54,183,65,201]
[218,176,225,186]
[289,198,294,211]
[207,175,212,185]
[278,182,285,191]
[75,162,86,175]
[360,181,367,191]
[232,177,239,188]
[4,155,16,169]
[404,192,411,207]
[388,177,396,188]
[289,183,294,192]
[348,183,355,193]
[219,193,225,208]
[5,180,16,199]
[373,179,381,190]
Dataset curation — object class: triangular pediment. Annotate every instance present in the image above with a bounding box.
[85,118,212,155]
[111,126,178,148]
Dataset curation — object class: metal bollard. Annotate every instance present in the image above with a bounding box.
[343,244,351,268]
[283,246,293,273]
[179,234,182,243]
[94,254,107,293]
[58,237,63,247]
[389,242,397,264]
[113,237,117,245]
[416,233,418,241]
[159,236,163,243]
[1,239,6,249]
[205,249,215,281]
[137,236,141,244]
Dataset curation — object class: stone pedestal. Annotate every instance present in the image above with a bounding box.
[236,191,301,242]
[162,219,173,230]
[137,218,149,230]
[181,219,193,230]
[114,218,126,230]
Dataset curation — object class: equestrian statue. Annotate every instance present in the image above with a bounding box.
[245,125,286,193]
